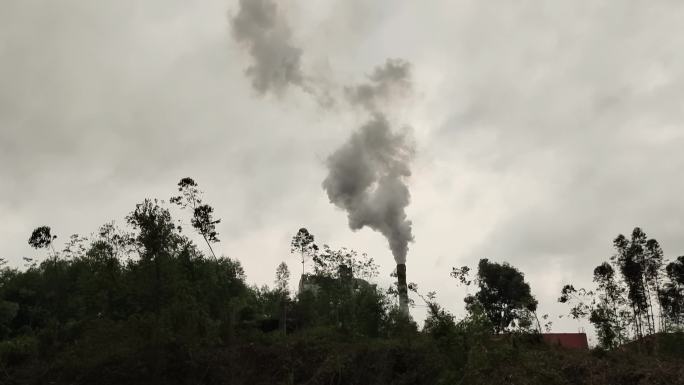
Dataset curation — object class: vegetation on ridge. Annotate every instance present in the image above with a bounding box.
[0,178,682,384]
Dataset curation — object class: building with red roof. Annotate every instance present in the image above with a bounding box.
[542,333,589,349]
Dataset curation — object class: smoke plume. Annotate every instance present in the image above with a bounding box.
[230,2,416,264]
[322,115,414,263]
[231,0,305,95]
[345,58,412,112]
[324,59,415,263]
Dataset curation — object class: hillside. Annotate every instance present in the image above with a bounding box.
[1,181,683,385]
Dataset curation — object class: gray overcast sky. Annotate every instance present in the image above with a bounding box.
[2,0,684,340]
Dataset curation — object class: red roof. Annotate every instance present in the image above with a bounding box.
[542,333,588,349]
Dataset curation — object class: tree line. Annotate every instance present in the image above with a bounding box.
[0,178,682,384]
[559,227,684,348]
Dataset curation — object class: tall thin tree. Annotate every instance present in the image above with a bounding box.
[290,228,317,276]
[171,177,221,259]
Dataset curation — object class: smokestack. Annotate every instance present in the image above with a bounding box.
[396,263,409,315]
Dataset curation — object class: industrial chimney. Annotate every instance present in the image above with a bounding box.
[396,263,409,315]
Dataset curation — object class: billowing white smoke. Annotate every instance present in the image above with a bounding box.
[322,115,414,263]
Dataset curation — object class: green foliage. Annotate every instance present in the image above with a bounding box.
[0,335,38,366]
[461,259,538,333]
[293,274,388,337]
[312,245,379,281]
[170,177,221,258]
[1,196,251,382]
[2,184,683,384]
[560,227,684,348]
[291,227,318,275]
[662,256,684,326]
[28,226,55,250]
[274,262,290,294]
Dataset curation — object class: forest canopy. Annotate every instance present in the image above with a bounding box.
[0,178,682,385]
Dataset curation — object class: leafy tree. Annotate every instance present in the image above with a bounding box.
[661,256,684,327]
[645,239,666,329]
[170,177,221,259]
[560,257,636,347]
[461,259,538,334]
[558,284,592,319]
[612,228,664,337]
[294,245,386,336]
[274,262,290,333]
[590,262,629,347]
[5,182,684,384]
[312,245,379,281]
[450,266,472,286]
[613,233,644,332]
[28,226,57,259]
[560,263,632,349]
[275,262,290,294]
[560,227,682,346]
[96,222,135,260]
[410,284,454,340]
[290,228,318,276]
[126,199,180,260]
[1,186,252,376]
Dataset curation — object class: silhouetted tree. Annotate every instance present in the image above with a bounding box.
[613,228,661,336]
[645,239,666,330]
[275,262,290,294]
[171,177,221,259]
[126,198,181,311]
[661,256,684,327]
[28,226,57,259]
[96,221,135,260]
[290,228,317,275]
[127,199,179,259]
[584,262,629,348]
[558,284,592,319]
[409,284,455,340]
[275,262,290,332]
[462,259,537,334]
[313,245,378,281]
[450,266,472,286]
[560,227,682,346]
[294,245,385,335]
[6,181,684,385]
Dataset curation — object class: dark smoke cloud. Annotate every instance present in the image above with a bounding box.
[322,115,414,263]
[230,2,416,264]
[326,59,415,263]
[345,58,412,112]
[231,0,304,95]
